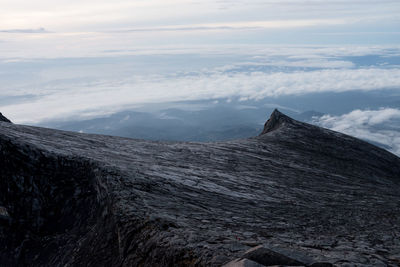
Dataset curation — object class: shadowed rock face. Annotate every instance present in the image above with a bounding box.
[0,113,11,123]
[0,110,400,266]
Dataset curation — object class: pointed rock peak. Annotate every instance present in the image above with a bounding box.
[260,109,294,135]
[0,112,12,123]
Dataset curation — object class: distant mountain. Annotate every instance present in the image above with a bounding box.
[1,110,399,266]
[42,107,265,142]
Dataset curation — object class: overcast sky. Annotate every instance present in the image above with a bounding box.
[1,0,400,58]
[0,1,400,126]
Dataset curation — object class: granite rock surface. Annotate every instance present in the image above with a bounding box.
[0,110,400,266]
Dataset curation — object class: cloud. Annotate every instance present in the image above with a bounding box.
[215,59,355,71]
[312,108,400,156]
[1,66,400,124]
[0,28,48,33]
[0,45,399,124]
[112,19,349,33]
[0,0,398,35]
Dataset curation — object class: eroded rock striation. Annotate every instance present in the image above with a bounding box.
[0,110,400,266]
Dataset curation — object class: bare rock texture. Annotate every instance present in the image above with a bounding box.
[1,109,400,266]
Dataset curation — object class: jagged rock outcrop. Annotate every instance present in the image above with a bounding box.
[260,109,295,135]
[1,110,400,266]
[0,112,11,123]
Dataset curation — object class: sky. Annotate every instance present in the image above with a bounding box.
[1,0,400,58]
[0,0,400,154]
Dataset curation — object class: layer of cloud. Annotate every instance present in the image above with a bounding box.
[2,30,399,59]
[215,59,355,71]
[1,66,400,124]
[313,108,400,156]
[114,19,349,32]
[0,28,48,33]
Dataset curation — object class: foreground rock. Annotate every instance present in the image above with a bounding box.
[0,110,400,266]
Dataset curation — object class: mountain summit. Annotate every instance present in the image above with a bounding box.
[0,111,399,266]
[260,109,297,135]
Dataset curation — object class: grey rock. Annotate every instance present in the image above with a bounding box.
[0,110,399,266]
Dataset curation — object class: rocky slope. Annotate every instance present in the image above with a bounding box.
[0,110,400,266]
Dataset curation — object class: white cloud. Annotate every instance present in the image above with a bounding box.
[1,28,399,59]
[0,45,399,125]
[0,28,48,33]
[114,19,349,32]
[1,66,400,124]
[217,59,355,70]
[313,108,400,156]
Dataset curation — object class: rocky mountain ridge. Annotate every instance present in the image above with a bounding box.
[0,110,399,266]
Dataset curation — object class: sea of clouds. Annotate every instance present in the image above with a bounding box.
[0,45,399,155]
